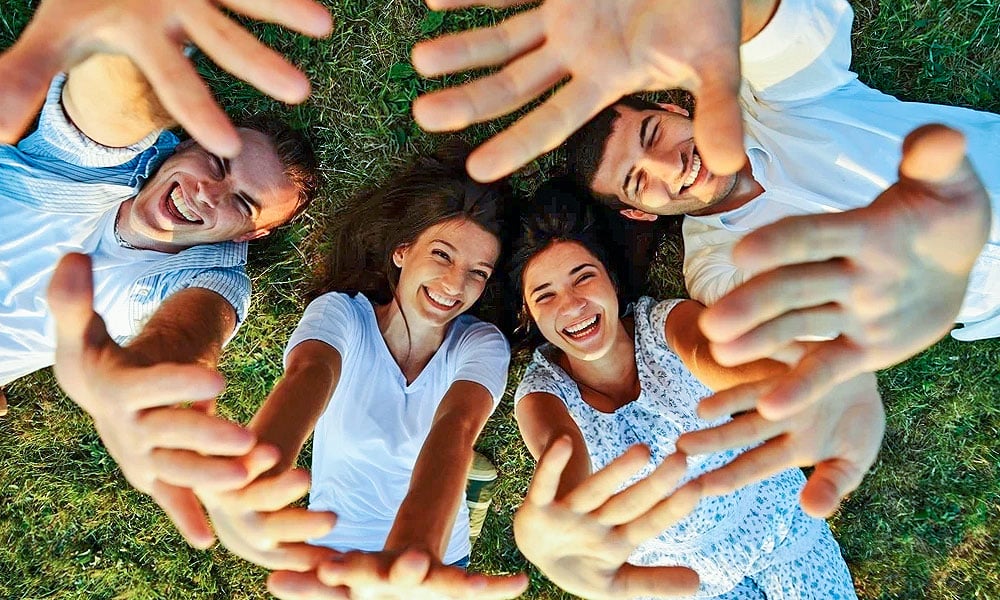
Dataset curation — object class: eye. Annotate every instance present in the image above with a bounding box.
[209,154,225,179]
[432,249,452,262]
[634,171,646,199]
[647,121,660,148]
[534,292,554,304]
[575,272,596,285]
[472,269,491,281]
[233,194,252,217]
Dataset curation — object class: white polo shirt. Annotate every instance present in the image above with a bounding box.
[683,0,1000,340]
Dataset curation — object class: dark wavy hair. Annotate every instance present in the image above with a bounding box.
[312,140,512,312]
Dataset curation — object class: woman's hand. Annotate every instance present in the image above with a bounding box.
[514,438,702,599]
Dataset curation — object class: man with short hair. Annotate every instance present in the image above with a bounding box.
[0,2,325,548]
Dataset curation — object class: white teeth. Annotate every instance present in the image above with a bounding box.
[426,288,459,308]
[565,315,598,335]
[170,187,200,223]
[682,152,702,188]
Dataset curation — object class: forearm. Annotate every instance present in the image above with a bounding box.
[515,394,592,498]
[124,288,236,369]
[385,415,477,559]
[63,53,174,147]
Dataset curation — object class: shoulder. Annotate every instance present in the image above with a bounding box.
[513,346,572,407]
[633,296,684,342]
[449,315,509,352]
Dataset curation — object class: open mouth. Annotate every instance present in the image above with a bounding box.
[423,286,460,311]
[563,314,601,340]
[164,183,203,224]
[679,149,704,193]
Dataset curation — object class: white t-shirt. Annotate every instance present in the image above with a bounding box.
[683,0,1000,340]
[284,292,510,564]
[514,297,830,597]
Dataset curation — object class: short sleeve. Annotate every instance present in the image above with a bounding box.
[513,353,569,407]
[17,75,178,177]
[452,322,511,408]
[740,0,857,104]
[682,218,746,305]
[284,293,362,367]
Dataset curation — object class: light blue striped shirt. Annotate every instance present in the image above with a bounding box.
[0,75,251,385]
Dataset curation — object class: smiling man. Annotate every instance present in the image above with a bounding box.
[568,0,999,345]
[0,49,318,545]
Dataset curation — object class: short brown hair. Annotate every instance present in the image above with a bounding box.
[235,114,319,223]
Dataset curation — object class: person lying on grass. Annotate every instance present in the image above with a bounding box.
[196,144,528,600]
[508,178,881,599]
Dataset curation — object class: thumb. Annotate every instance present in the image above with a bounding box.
[692,54,745,176]
[899,124,967,183]
[48,253,110,355]
[0,33,64,144]
[799,459,864,519]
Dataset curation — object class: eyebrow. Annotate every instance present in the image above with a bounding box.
[528,263,597,296]
[219,155,261,213]
[431,239,494,269]
[622,115,655,199]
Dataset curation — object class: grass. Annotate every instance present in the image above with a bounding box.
[1,0,999,598]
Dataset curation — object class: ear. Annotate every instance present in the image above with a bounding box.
[619,208,659,222]
[657,102,690,118]
[392,245,408,268]
[234,228,271,243]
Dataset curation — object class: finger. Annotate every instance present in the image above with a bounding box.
[180,7,311,104]
[48,253,102,352]
[695,441,796,497]
[899,124,967,183]
[709,303,848,366]
[422,567,529,600]
[412,10,544,77]
[389,550,432,587]
[727,211,864,280]
[122,33,240,157]
[221,0,334,38]
[318,552,388,588]
[0,36,63,144]
[563,444,650,514]
[800,458,868,519]
[464,77,613,181]
[698,261,851,344]
[691,55,745,175]
[612,564,700,597]
[116,363,226,410]
[264,543,343,572]
[425,0,532,9]
[139,408,255,455]
[263,509,338,543]
[151,449,251,489]
[525,435,573,506]
[414,46,564,130]
[758,341,863,420]
[692,379,772,421]
[676,413,784,456]
[619,480,702,545]
[239,469,313,511]
[592,453,689,526]
[149,480,215,549]
[268,570,349,600]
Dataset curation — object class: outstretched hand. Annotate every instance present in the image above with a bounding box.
[699,125,991,419]
[676,373,885,518]
[412,0,745,181]
[514,437,702,599]
[48,253,264,548]
[268,548,528,600]
[0,0,332,155]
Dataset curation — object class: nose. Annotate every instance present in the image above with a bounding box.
[642,145,682,183]
[441,266,463,295]
[558,289,587,316]
[194,179,228,209]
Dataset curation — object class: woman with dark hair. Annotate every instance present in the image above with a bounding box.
[507,178,869,599]
[199,143,527,599]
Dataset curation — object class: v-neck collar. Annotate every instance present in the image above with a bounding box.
[359,293,451,391]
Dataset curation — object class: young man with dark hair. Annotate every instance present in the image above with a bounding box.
[0,1,328,551]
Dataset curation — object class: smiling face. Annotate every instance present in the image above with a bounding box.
[393,217,501,329]
[123,128,300,251]
[590,105,740,216]
[522,240,620,361]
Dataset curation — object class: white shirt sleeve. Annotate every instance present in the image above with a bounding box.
[452,322,511,409]
[682,218,748,306]
[740,0,857,104]
[284,293,360,367]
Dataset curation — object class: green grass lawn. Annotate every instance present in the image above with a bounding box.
[1,0,999,598]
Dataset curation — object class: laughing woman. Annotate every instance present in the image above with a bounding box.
[507,179,865,600]
[199,145,527,600]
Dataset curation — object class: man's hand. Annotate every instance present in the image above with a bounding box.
[699,125,991,418]
[200,466,339,571]
[0,0,332,155]
[412,0,745,182]
[268,548,529,600]
[514,438,702,600]
[676,373,885,518]
[48,253,265,548]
